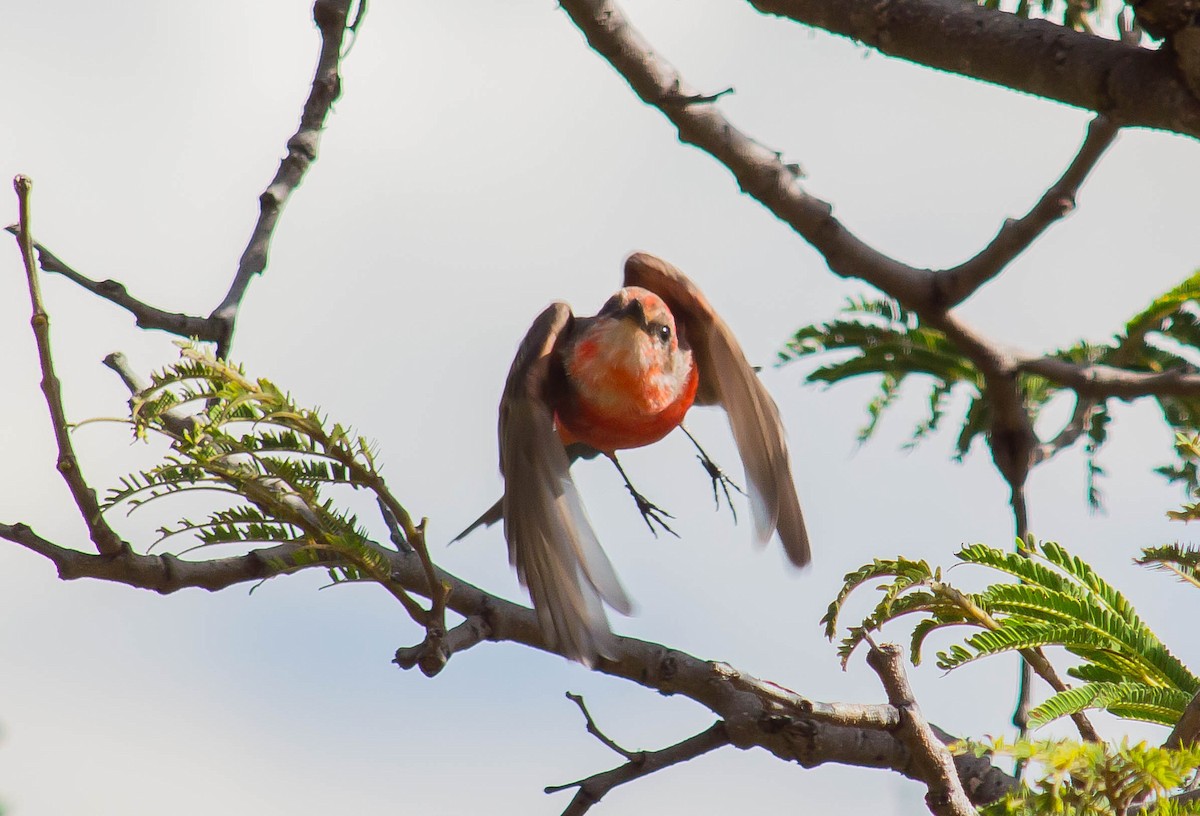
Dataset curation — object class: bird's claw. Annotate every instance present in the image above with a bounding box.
[625,485,678,538]
[696,453,745,523]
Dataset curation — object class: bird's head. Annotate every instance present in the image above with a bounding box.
[597,286,680,354]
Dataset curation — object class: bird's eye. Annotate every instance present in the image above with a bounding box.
[654,323,672,343]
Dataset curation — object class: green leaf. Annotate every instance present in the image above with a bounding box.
[821,557,934,640]
[1029,683,1192,729]
[936,622,1097,670]
[1137,544,1200,587]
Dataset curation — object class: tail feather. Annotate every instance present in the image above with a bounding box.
[450,497,503,543]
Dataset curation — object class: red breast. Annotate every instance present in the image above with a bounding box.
[554,288,699,453]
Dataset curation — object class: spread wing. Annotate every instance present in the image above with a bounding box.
[500,302,633,666]
[624,252,811,566]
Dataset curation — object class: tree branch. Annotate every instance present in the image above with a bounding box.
[0,521,334,592]
[1033,395,1097,465]
[1165,688,1200,749]
[5,0,354,359]
[1018,357,1200,398]
[867,643,975,816]
[747,0,1200,141]
[0,233,222,338]
[937,115,1120,308]
[557,0,937,310]
[716,662,901,730]
[562,692,646,761]
[208,0,353,357]
[393,615,491,677]
[546,714,729,816]
[11,177,125,558]
[0,515,1018,804]
[557,2,1196,494]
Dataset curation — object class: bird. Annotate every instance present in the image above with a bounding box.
[459,252,810,666]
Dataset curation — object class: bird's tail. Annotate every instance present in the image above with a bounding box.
[449,497,503,543]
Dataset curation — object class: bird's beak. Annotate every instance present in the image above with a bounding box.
[614,298,647,328]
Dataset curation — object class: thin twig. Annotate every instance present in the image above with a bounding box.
[208,0,353,357]
[546,720,729,816]
[5,0,355,360]
[866,643,975,816]
[376,496,414,553]
[1033,396,1097,465]
[557,0,1131,326]
[11,176,125,557]
[1021,648,1100,742]
[937,115,1120,308]
[102,352,197,438]
[0,232,221,338]
[564,693,642,761]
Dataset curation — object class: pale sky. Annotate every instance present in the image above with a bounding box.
[1,2,1198,814]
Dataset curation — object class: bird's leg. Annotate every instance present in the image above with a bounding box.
[604,453,678,538]
[679,425,745,522]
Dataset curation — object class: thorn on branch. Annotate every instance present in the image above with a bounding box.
[663,86,736,106]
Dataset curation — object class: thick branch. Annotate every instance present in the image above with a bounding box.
[557,0,936,310]
[0,519,1017,804]
[0,522,333,592]
[554,2,1161,497]
[867,643,975,816]
[927,312,1037,492]
[209,0,352,357]
[1018,357,1200,398]
[748,0,1200,141]
[717,662,901,730]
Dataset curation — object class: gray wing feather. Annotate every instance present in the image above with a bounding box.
[624,253,811,566]
[500,303,633,666]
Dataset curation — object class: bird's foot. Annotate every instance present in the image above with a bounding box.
[625,485,678,538]
[696,452,745,523]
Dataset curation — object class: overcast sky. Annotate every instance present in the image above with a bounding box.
[1,2,1198,814]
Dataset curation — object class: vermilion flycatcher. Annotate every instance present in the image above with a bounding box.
[470,252,810,665]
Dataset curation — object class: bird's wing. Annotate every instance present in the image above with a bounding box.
[500,302,633,665]
[623,252,811,566]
